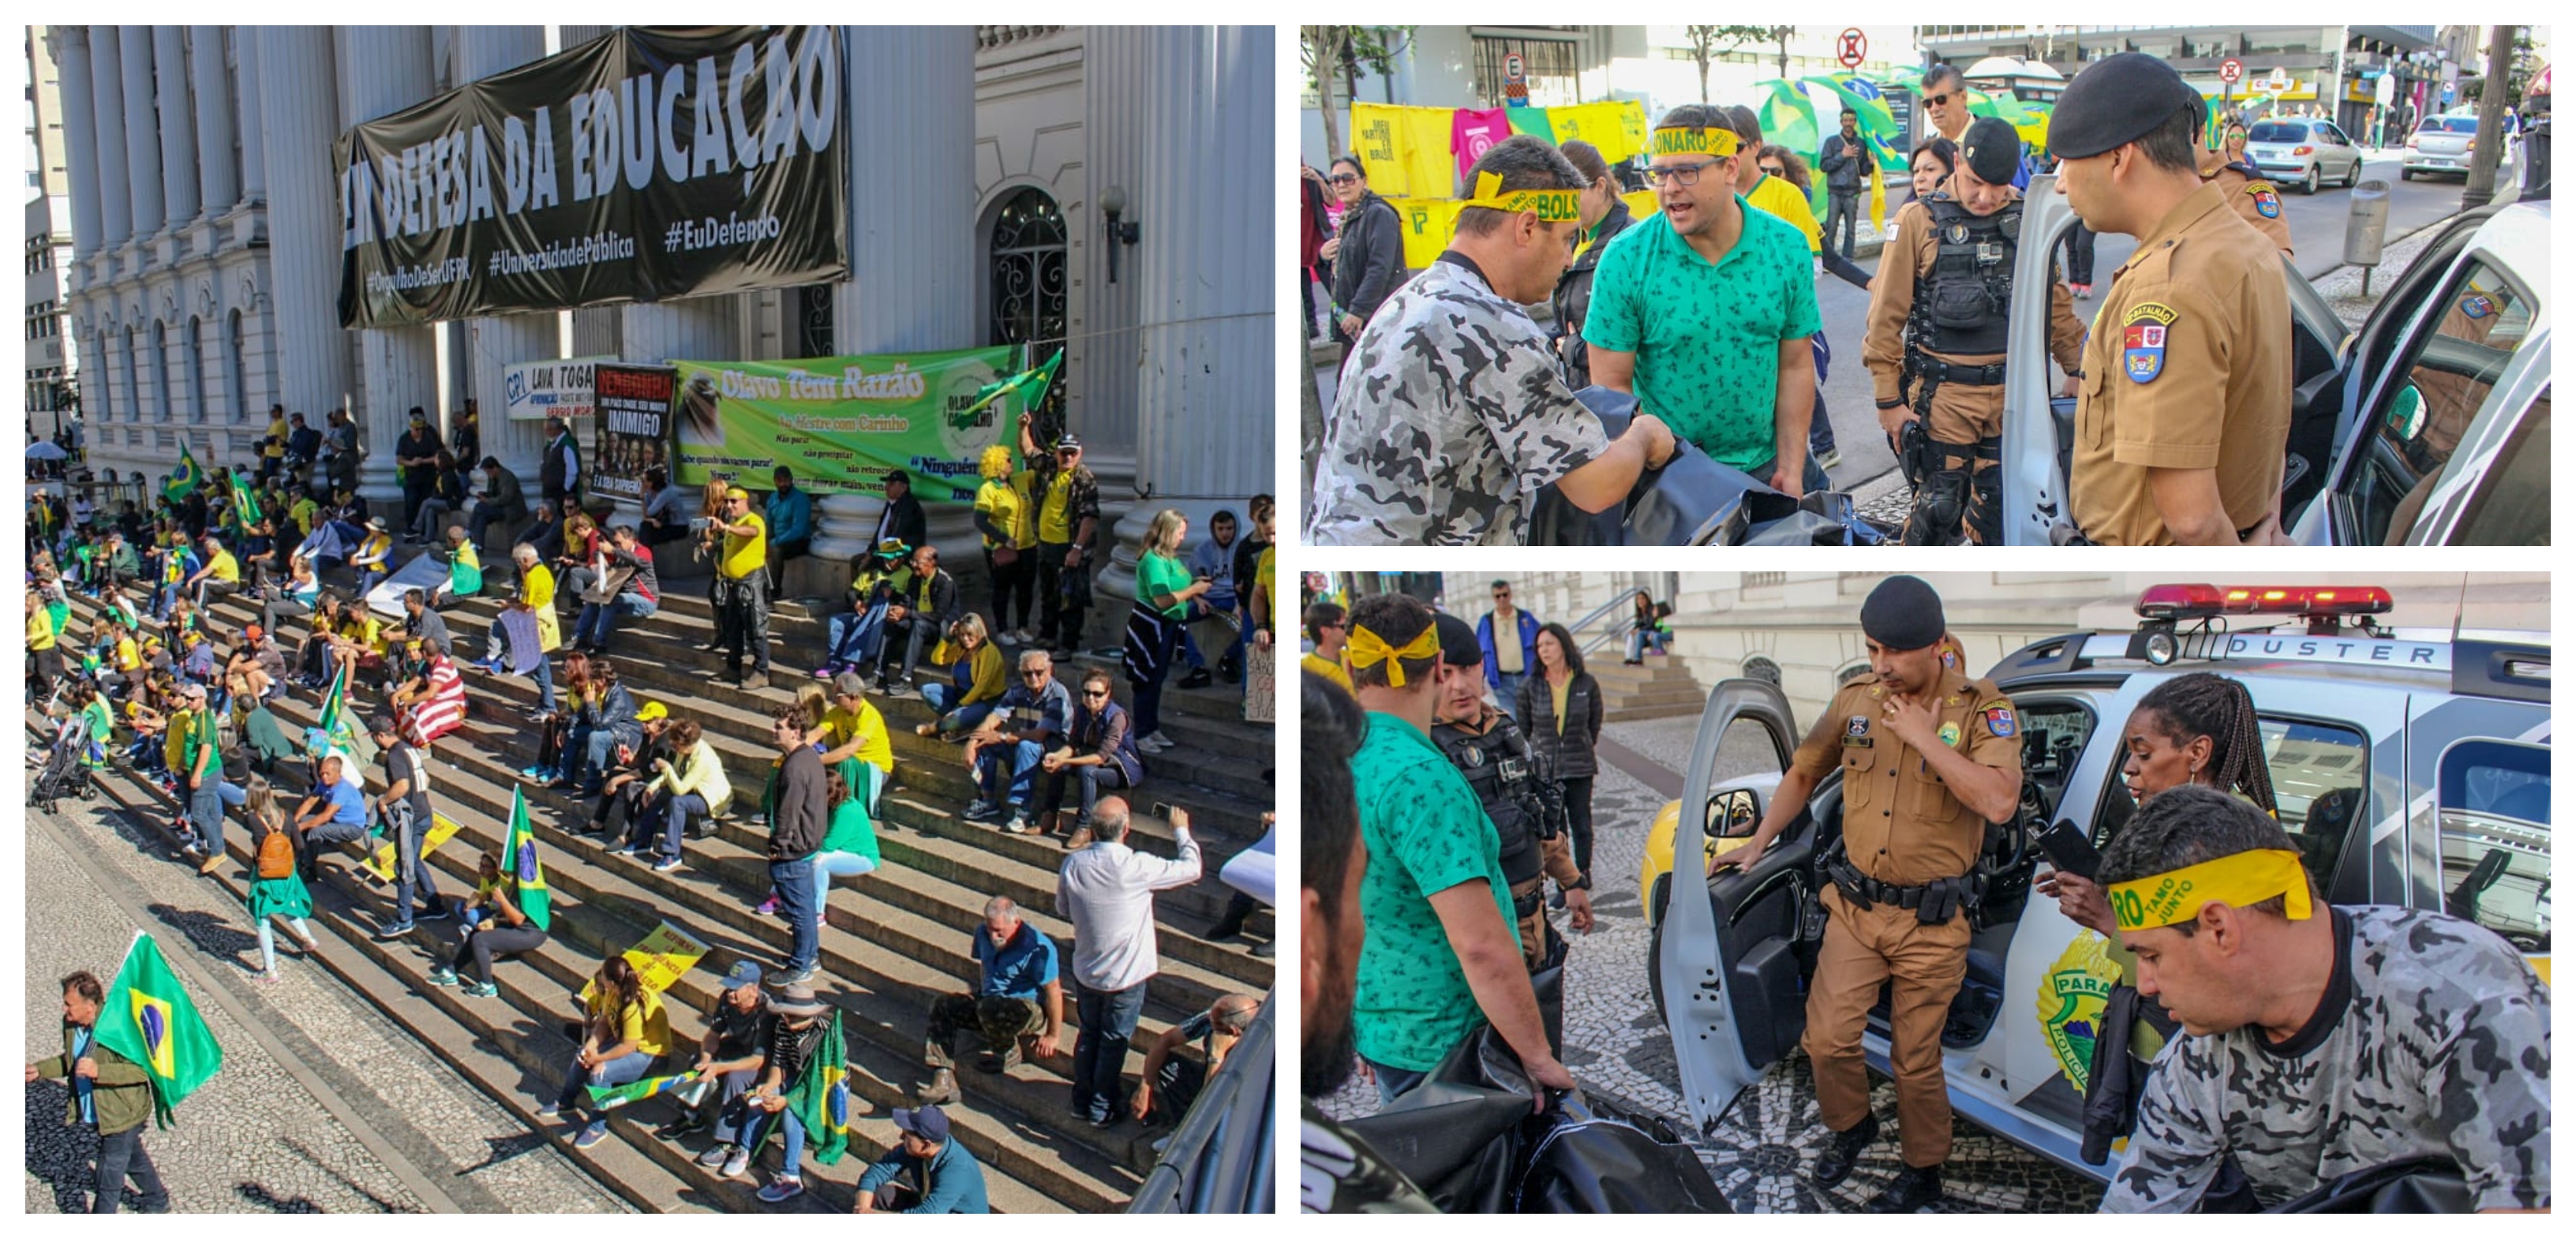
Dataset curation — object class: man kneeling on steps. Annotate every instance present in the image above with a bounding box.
[916,897,1065,1107]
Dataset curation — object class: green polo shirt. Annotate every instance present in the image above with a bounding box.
[1580,196,1822,470]
[1350,711,1520,1072]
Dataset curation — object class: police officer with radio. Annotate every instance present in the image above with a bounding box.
[1720,577,2023,1211]
[1430,616,1593,979]
[1863,116,2086,545]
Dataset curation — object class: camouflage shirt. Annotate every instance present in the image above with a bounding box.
[1307,256,1609,545]
[2105,906,2550,1212]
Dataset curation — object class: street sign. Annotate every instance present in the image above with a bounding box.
[2375,73,2397,107]
[1503,52,1530,107]
[1838,28,1868,70]
[2219,58,2243,85]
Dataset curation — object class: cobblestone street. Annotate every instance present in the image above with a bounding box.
[24,796,627,1214]
[1321,715,2105,1212]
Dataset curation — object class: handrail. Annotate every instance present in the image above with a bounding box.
[1565,593,1637,654]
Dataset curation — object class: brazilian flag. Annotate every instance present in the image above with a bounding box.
[230,474,263,531]
[504,788,552,931]
[163,443,203,504]
[955,347,1062,425]
[781,1009,853,1164]
[92,931,223,1129]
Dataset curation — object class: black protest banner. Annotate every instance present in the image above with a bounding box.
[590,363,677,502]
[337,26,848,328]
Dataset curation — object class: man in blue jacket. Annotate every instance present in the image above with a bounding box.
[1475,580,1541,720]
[855,1105,989,1213]
[765,466,814,584]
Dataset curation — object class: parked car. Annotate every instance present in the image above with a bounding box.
[2246,118,2365,193]
[1640,585,2552,1179]
[2000,182,2551,546]
[2402,112,2520,181]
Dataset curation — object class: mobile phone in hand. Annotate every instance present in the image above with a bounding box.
[2036,821,2102,882]
[1151,801,1174,820]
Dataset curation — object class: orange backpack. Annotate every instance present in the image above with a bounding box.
[256,825,296,881]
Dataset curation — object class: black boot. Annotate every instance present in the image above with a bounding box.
[1865,1163,1941,1212]
[1810,1112,1878,1186]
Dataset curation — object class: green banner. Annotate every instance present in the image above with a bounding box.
[671,345,1029,506]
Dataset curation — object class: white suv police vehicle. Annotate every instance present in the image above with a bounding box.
[1999,188,2550,546]
[1639,584,2550,1178]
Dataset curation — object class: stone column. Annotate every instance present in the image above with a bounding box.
[254,27,351,421]
[340,26,440,505]
[46,28,107,257]
[153,27,201,229]
[459,24,553,482]
[814,26,979,581]
[234,29,265,207]
[118,27,165,238]
[90,27,137,249]
[187,27,238,216]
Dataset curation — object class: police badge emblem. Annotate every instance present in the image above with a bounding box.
[1844,714,1871,747]
[1944,222,1971,245]
[1938,721,1962,747]
[2248,184,2282,219]
[2121,302,2175,384]
[2462,294,2495,320]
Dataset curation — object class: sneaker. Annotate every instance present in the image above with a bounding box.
[881,679,915,698]
[755,1176,804,1204]
[1250,939,1275,959]
[464,979,499,998]
[1177,668,1213,690]
[740,672,770,691]
[197,854,227,877]
[655,1114,708,1140]
[696,1143,732,1168]
[1003,811,1032,834]
[766,964,816,986]
[811,666,836,680]
[652,855,682,873]
[1817,447,1844,470]
[574,1120,609,1149]
[963,799,1002,823]
[256,968,279,984]
[754,896,781,917]
[536,1102,563,1121]
[720,1146,752,1180]
[425,966,459,987]
[373,921,415,940]
[417,901,452,923]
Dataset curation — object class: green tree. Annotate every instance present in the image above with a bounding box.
[1301,26,1417,160]
[1687,24,1798,101]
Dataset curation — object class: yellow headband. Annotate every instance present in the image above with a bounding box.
[2108,848,2313,932]
[1343,623,1441,688]
[1651,126,1742,158]
[1458,171,1582,223]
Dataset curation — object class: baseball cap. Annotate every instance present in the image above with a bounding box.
[719,960,763,991]
[1054,433,1083,451]
[892,1106,952,1144]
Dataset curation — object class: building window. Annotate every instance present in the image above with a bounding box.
[186,316,208,422]
[1471,34,1583,107]
[795,283,834,359]
[986,185,1067,428]
[152,320,172,422]
[227,309,248,428]
[120,327,139,423]
[1741,656,1783,687]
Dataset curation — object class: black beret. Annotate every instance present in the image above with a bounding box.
[2049,52,2206,160]
[1435,613,1483,667]
[1860,575,1945,651]
[1960,116,2023,185]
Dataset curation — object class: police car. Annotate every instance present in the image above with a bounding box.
[2000,185,2550,545]
[1636,584,2550,1178]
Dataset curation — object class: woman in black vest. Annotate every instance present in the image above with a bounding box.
[1550,140,1637,391]
[1515,622,1603,891]
[1321,155,1403,346]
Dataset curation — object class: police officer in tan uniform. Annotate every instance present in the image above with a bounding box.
[1724,577,2023,1211]
[1863,116,2087,545]
[2050,53,2294,545]
[2200,122,2295,256]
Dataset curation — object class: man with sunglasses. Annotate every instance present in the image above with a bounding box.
[1017,423,1099,653]
[963,649,1073,836]
[709,485,773,688]
[1863,115,2086,545]
[1920,65,2030,189]
[1582,106,1824,499]
[1309,137,1677,546]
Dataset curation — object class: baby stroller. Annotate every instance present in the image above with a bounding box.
[28,717,97,812]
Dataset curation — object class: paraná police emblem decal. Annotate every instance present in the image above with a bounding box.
[2462,294,2494,320]
[1984,705,2018,737]
[2121,302,2175,384]
[2248,184,2281,219]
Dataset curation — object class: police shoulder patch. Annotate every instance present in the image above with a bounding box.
[2461,294,2495,320]
[2247,183,2282,219]
[2121,301,2174,384]
[1983,704,2018,737]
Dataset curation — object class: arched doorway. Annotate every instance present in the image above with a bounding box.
[986,186,1066,432]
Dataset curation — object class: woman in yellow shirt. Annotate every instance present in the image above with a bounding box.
[974,445,1039,641]
[540,956,666,1149]
[917,613,1009,738]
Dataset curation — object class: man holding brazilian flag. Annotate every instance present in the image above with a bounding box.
[2091,784,2549,1212]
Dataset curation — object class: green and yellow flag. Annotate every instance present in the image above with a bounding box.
[163,443,202,503]
[781,1009,854,1164]
[230,473,263,531]
[956,347,1062,425]
[313,662,376,768]
[504,788,552,932]
[92,932,223,1129]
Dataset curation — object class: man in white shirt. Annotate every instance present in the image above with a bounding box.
[1056,797,1202,1128]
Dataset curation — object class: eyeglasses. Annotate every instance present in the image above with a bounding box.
[1923,91,1956,107]
[1760,165,1788,178]
[1327,173,1359,185]
[1642,161,1721,188]
[1022,670,1049,680]
[1082,689,1110,699]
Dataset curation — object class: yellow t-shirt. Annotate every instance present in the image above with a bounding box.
[823,699,893,773]
[721,512,768,580]
[114,637,140,672]
[268,417,289,443]
[586,989,671,1057]
[1255,547,1275,623]
[208,550,242,582]
[1747,174,1825,256]
[1038,470,1075,545]
[28,611,56,651]
[289,497,318,536]
[163,706,195,773]
[1299,650,1350,693]
[975,477,1036,551]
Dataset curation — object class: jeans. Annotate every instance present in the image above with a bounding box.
[256,915,313,974]
[1072,982,1148,1122]
[554,1048,657,1117]
[1747,450,1834,497]
[1491,670,1530,720]
[1135,623,1178,739]
[648,792,708,859]
[1040,762,1133,825]
[572,593,656,648]
[877,616,935,684]
[467,502,518,556]
[770,855,818,971]
[259,591,310,640]
[1627,628,1670,659]
[187,780,225,856]
[2063,222,2096,286]
[411,497,455,543]
[1825,190,1861,258]
[573,727,623,792]
[90,1123,170,1213]
[812,852,877,908]
[389,799,441,925]
[300,817,369,881]
[1365,1057,1430,1106]
[824,602,889,670]
[758,1107,808,1175]
[974,739,1045,807]
[706,1067,764,1144]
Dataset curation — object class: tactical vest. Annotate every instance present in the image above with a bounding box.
[1433,715,1547,887]
[1915,196,2023,357]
